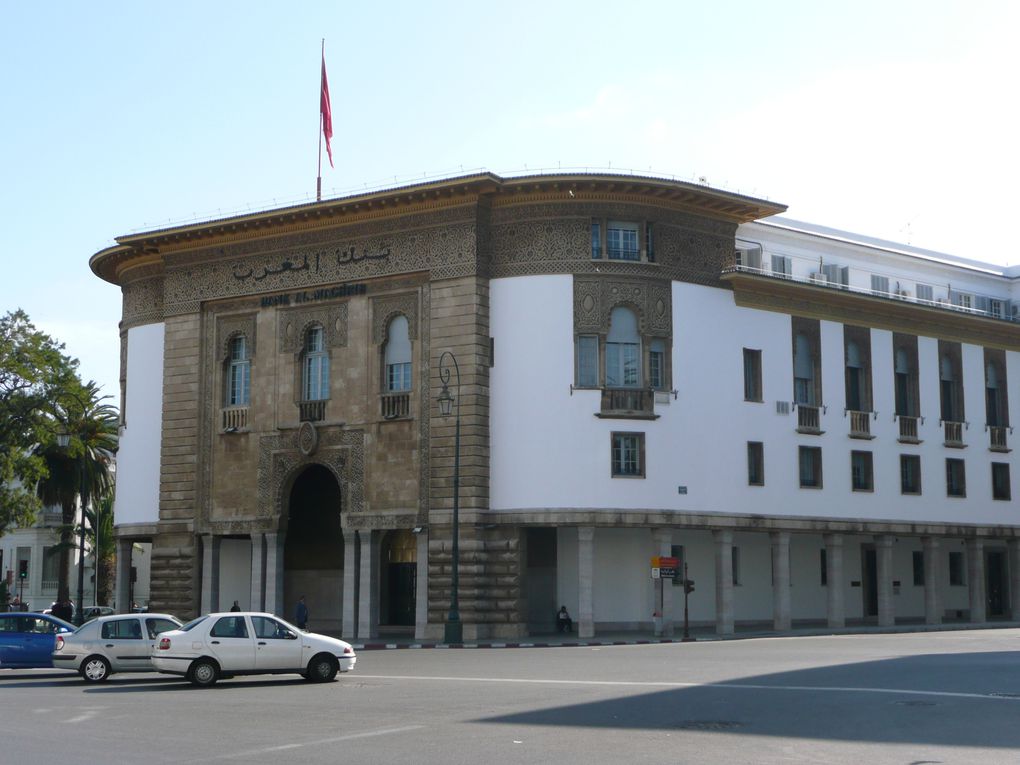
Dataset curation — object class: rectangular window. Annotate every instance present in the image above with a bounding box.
[820,548,827,586]
[645,222,655,263]
[611,432,644,478]
[41,546,60,585]
[799,446,822,488]
[747,441,764,486]
[992,462,1011,500]
[916,284,934,303]
[851,451,873,492]
[649,340,666,391]
[743,348,762,402]
[771,254,791,278]
[387,362,412,392]
[948,551,965,586]
[591,221,602,259]
[576,335,599,388]
[912,550,924,586]
[607,222,639,260]
[731,546,741,586]
[900,454,921,495]
[870,274,890,295]
[946,458,966,497]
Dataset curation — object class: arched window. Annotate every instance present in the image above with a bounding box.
[227,335,251,406]
[303,326,329,401]
[605,307,640,387]
[793,333,815,405]
[384,315,412,392]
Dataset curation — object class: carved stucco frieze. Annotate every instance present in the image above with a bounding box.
[371,292,419,344]
[121,275,165,328]
[574,276,672,337]
[278,303,348,354]
[216,313,257,360]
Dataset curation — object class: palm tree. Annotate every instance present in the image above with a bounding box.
[36,381,118,606]
[81,494,115,606]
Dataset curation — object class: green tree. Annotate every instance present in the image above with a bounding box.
[81,493,115,606]
[0,310,80,536]
[36,381,118,604]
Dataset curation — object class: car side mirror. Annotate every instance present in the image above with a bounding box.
[284,630,298,640]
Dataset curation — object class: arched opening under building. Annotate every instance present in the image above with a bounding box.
[380,529,416,628]
[284,464,343,634]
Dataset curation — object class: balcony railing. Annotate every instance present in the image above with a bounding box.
[381,392,411,420]
[897,415,921,443]
[299,400,327,423]
[41,579,58,592]
[607,246,640,261]
[848,410,873,439]
[943,420,965,447]
[599,387,655,418]
[796,404,822,434]
[221,406,249,432]
[989,425,1010,452]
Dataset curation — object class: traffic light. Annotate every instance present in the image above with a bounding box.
[684,578,695,594]
[18,560,28,580]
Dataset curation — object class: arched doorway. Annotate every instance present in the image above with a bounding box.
[381,529,416,627]
[284,464,343,633]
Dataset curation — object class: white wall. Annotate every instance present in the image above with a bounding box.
[114,323,164,526]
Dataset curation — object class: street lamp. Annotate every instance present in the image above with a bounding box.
[437,351,462,644]
[57,430,88,625]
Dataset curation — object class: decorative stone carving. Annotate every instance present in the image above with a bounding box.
[216,313,257,360]
[298,421,318,456]
[371,292,419,344]
[122,275,165,328]
[278,303,348,354]
[573,276,672,337]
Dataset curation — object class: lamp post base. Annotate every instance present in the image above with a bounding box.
[444,620,463,644]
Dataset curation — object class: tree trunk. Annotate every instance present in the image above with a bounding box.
[98,555,115,606]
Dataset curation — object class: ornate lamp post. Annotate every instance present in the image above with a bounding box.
[56,430,88,625]
[437,351,462,644]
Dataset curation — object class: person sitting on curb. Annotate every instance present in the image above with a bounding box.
[556,605,573,633]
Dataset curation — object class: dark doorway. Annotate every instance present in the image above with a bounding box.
[525,528,558,634]
[861,546,878,619]
[381,530,416,627]
[986,549,1008,618]
[284,465,343,632]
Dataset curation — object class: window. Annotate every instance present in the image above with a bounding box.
[576,335,599,388]
[820,548,827,586]
[992,462,1011,500]
[210,616,249,638]
[916,284,934,303]
[302,326,329,401]
[102,619,143,640]
[946,458,966,497]
[645,222,655,263]
[146,618,180,639]
[743,348,762,402]
[791,319,820,406]
[900,455,921,494]
[384,315,412,392]
[844,327,872,413]
[607,221,639,260]
[747,442,764,486]
[851,451,873,492]
[870,275,890,295]
[649,340,666,390]
[252,616,294,640]
[984,352,1008,428]
[731,546,741,586]
[892,334,919,418]
[591,221,601,259]
[605,307,641,387]
[799,446,822,488]
[771,254,791,278]
[611,432,644,478]
[41,546,60,585]
[227,335,251,406]
[912,551,924,586]
[948,551,965,586]
[938,342,963,423]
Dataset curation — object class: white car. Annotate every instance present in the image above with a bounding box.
[52,613,183,682]
[151,612,356,687]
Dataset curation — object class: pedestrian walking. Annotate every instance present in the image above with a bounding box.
[295,595,308,630]
[230,600,241,612]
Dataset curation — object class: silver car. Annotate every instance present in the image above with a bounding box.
[52,613,182,682]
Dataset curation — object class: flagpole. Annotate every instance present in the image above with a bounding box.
[317,38,324,202]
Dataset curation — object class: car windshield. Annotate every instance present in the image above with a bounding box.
[179,616,210,632]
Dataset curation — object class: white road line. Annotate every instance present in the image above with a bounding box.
[195,725,425,762]
[355,674,1020,702]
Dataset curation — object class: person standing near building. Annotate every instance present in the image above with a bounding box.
[230,600,240,612]
[295,595,308,630]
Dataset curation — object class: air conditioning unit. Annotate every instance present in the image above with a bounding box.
[776,401,791,415]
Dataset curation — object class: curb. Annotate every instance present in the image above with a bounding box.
[352,638,688,650]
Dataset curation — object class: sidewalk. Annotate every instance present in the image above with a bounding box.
[350,619,1020,650]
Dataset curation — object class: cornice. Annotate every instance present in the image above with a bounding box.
[722,270,1020,351]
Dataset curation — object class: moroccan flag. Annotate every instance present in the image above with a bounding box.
[320,52,334,168]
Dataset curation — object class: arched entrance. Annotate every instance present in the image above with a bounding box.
[381,529,416,627]
[284,464,343,633]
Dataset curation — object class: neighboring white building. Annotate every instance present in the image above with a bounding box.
[91,172,1020,638]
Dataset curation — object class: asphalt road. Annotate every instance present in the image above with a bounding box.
[3,628,1020,764]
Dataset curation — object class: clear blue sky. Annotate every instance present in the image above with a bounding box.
[1,1,1016,398]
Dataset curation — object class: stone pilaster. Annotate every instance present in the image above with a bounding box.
[415,529,429,641]
[714,530,734,635]
[250,533,265,612]
[115,538,132,614]
[923,537,942,625]
[825,534,845,628]
[264,532,284,618]
[200,534,220,614]
[358,530,380,639]
[578,527,595,638]
[1009,539,1020,621]
[876,535,895,627]
[771,531,791,631]
[343,533,358,638]
[967,538,986,623]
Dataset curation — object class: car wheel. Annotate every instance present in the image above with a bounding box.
[189,659,219,687]
[306,653,338,682]
[81,655,111,683]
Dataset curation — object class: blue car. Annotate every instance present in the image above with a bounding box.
[0,613,76,669]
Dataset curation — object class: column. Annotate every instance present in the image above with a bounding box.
[249,533,265,613]
[652,528,674,637]
[967,538,986,623]
[876,535,895,627]
[771,531,791,631]
[415,529,429,641]
[200,534,220,615]
[825,533,845,628]
[358,530,380,639]
[578,527,595,639]
[923,537,942,625]
[714,529,734,635]
[1009,539,1020,621]
[115,538,132,614]
[264,532,285,617]
[342,532,358,638]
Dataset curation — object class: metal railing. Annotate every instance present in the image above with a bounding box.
[601,387,654,415]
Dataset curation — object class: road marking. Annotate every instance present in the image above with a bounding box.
[356,674,1020,702]
[193,725,425,761]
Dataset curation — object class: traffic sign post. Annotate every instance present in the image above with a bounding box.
[681,561,695,642]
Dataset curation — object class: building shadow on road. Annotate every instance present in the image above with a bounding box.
[476,651,1020,749]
